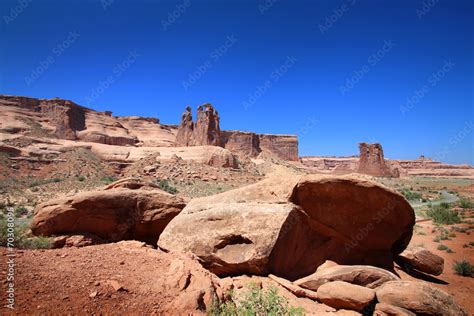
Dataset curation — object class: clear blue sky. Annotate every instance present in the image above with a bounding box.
[1,0,472,164]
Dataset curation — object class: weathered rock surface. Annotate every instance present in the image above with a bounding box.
[31,180,187,244]
[295,264,399,291]
[158,175,415,280]
[176,106,194,146]
[376,281,467,315]
[396,247,444,276]
[358,143,398,177]
[192,103,221,146]
[374,302,416,316]
[317,281,375,312]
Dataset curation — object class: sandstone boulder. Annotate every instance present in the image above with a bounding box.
[376,281,467,315]
[205,146,239,168]
[31,181,186,244]
[317,281,375,312]
[374,303,415,316]
[295,264,399,291]
[396,247,444,276]
[158,175,415,280]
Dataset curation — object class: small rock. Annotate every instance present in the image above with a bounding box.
[107,280,126,292]
[89,291,98,298]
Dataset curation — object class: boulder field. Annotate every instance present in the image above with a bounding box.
[28,175,470,315]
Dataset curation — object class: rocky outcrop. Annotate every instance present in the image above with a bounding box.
[317,281,375,312]
[158,175,415,280]
[220,131,261,157]
[376,281,467,315]
[38,98,87,140]
[176,106,194,146]
[295,264,399,291]
[31,179,187,244]
[358,143,398,177]
[396,247,444,276]
[258,134,299,161]
[192,104,221,146]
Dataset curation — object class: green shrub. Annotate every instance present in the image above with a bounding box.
[78,175,86,182]
[208,285,304,316]
[14,207,28,218]
[157,179,178,195]
[459,198,473,209]
[426,205,461,225]
[0,219,51,249]
[101,176,117,185]
[453,260,474,277]
[437,244,448,251]
[401,190,422,201]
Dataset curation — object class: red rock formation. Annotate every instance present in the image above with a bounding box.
[38,98,86,140]
[258,134,299,161]
[192,104,221,146]
[358,143,397,177]
[176,106,194,146]
[220,131,261,157]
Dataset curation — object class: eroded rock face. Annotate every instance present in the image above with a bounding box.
[31,180,187,244]
[38,99,86,140]
[176,106,194,146]
[376,281,467,315]
[158,175,415,280]
[396,247,444,276]
[258,134,299,161]
[317,281,375,312]
[358,143,398,177]
[295,264,399,291]
[193,104,221,146]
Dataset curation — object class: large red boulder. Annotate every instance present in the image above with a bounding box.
[158,175,415,280]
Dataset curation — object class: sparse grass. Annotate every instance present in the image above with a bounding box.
[417,231,427,236]
[101,176,117,185]
[453,260,474,277]
[29,177,63,188]
[208,284,304,316]
[156,179,178,195]
[426,204,461,225]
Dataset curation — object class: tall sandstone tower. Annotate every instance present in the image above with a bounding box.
[358,142,398,177]
[176,104,221,147]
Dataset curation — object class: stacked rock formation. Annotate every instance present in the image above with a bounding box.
[176,103,221,146]
[358,142,398,177]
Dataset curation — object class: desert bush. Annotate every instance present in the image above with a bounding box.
[426,205,461,225]
[208,285,304,316]
[437,244,449,251]
[29,177,63,187]
[157,179,178,195]
[101,176,117,185]
[401,190,422,201]
[453,260,474,277]
[14,206,28,218]
[78,175,86,182]
[459,198,473,209]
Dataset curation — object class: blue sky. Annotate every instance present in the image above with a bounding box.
[0,0,472,164]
